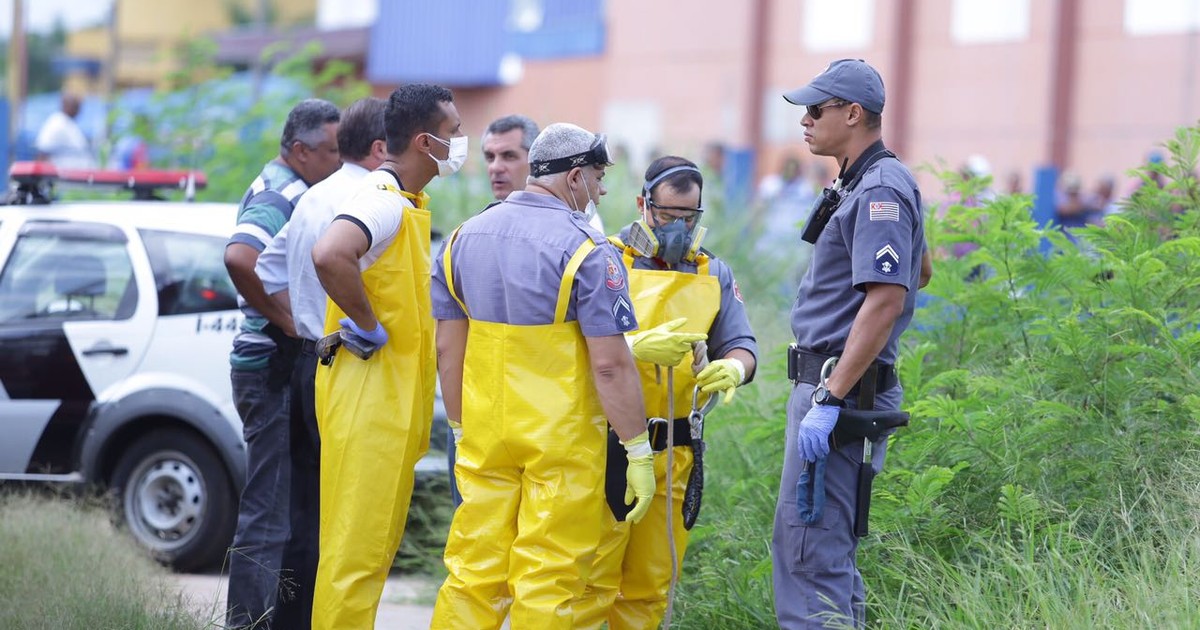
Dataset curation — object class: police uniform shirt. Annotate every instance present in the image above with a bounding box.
[432,190,638,336]
[616,224,759,368]
[790,141,925,365]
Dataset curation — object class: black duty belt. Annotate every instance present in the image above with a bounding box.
[300,338,319,354]
[648,417,693,452]
[786,346,897,397]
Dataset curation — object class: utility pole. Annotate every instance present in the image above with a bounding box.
[8,0,28,147]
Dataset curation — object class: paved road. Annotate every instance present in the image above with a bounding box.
[170,571,436,629]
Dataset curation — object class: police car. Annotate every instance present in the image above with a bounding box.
[0,162,244,570]
[1,163,450,571]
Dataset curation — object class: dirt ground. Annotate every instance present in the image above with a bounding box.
[169,570,437,629]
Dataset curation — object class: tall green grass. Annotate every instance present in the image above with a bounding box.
[0,493,203,630]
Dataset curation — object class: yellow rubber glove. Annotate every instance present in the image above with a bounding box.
[696,358,744,404]
[621,431,656,524]
[629,318,708,366]
[448,419,463,445]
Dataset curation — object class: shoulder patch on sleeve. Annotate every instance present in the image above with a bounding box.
[612,295,636,332]
[869,201,900,222]
[733,280,744,303]
[874,243,900,276]
[604,255,626,291]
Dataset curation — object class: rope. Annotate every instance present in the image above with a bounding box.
[663,367,678,629]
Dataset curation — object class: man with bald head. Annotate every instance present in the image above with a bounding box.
[36,93,94,169]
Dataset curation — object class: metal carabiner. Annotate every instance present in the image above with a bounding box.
[689,385,719,441]
[819,356,839,388]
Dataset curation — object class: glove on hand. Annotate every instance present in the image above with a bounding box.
[696,358,744,404]
[448,419,463,445]
[339,317,388,347]
[621,431,657,524]
[796,403,840,462]
[629,318,707,366]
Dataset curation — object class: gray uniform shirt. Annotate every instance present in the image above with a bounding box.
[790,144,924,365]
[616,224,759,368]
[432,190,638,336]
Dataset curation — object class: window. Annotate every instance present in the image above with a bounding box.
[951,0,1031,44]
[1125,0,1200,35]
[803,0,875,52]
[0,225,136,324]
[140,229,238,315]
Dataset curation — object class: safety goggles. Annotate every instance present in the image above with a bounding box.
[530,133,613,176]
[646,199,702,228]
[806,99,851,120]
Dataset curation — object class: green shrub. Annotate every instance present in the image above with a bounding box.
[675,125,1200,628]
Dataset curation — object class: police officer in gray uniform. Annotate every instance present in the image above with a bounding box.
[771,59,932,628]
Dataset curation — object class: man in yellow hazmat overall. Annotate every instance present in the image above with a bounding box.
[429,123,667,629]
[580,155,759,629]
[309,83,467,629]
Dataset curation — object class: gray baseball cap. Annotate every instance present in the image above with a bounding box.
[783,58,885,114]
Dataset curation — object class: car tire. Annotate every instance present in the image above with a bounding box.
[109,428,237,572]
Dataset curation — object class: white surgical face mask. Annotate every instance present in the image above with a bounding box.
[427,134,468,177]
[567,170,598,221]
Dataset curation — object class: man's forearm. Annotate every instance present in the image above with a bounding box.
[594,362,647,441]
[826,284,905,398]
[227,249,294,335]
[314,256,376,329]
[436,319,468,422]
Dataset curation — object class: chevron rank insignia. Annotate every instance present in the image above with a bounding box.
[874,244,900,276]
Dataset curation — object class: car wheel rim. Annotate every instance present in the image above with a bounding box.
[124,450,206,552]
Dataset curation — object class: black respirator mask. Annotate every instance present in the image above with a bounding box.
[625,165,706,265]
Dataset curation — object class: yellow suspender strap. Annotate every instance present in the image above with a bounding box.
[553,239,597,324]
[443,226,468,316]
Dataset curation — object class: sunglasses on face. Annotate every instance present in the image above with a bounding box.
[806,100,851,120]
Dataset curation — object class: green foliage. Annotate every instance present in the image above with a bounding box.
[676,124,1200,627]
[394,475,454,577]
[140,37,370,202]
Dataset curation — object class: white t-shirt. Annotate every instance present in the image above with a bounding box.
[337,169,416,270]
[35,112,95,169]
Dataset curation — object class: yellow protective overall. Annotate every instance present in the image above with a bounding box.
[578,240,720,630]
[431,236,610,630]
[312,185,435,630]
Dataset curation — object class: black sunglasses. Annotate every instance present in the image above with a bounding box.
[806,100,851,120]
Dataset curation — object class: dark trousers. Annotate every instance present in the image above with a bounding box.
[771,382,902,629]
[227,368,291,630]
[273,346,321,629]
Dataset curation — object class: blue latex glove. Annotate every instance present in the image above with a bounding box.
[339,317,388,347]
[796,457,826,524]
[796,403,840,462]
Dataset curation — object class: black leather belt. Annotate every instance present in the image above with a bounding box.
[648,417,692,452]
[786,346,897,396]
[300,338,319,354]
